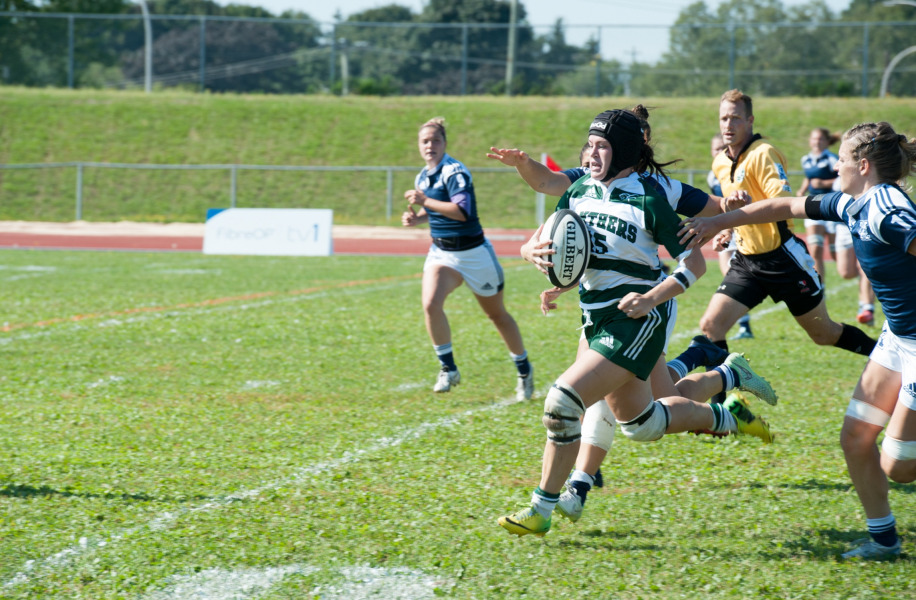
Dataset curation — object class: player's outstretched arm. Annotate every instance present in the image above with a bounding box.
[487,147,572,196]
[679,195,807,248]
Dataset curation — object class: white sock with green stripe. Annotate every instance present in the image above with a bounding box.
[532,487,559,519]
[710,403,737,433]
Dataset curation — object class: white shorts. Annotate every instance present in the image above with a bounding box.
[870,322,916,411]
[424,239,504,297]
[717,235,738,255]
[803,219,837,234]
[834,223,853,251]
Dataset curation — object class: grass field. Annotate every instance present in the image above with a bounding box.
[2,88,915,226]
[1,248,912,599]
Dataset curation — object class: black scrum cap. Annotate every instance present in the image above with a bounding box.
[588,109,644,176]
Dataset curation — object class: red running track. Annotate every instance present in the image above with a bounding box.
[0,227,715,260]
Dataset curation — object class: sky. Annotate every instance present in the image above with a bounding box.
[221,0,854,62]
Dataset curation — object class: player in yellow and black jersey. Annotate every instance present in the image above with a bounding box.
[695,90,875,392]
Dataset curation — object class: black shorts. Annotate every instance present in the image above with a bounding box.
[717,236,824,317]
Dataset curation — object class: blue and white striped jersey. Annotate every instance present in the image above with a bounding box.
[414,153,482,239]
[814,184,916,339]
[562,166,709,218]
[801,150,838,194]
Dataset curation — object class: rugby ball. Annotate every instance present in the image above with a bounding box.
[539,209,590,288]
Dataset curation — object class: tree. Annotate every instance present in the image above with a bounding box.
[645,0,850,97]
[335,4,415,95]
[118,1,323,93]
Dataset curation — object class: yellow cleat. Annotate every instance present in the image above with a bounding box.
[498,505,551,537]
[725,393,774,443]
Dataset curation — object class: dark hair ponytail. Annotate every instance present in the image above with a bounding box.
[628,104,680,181]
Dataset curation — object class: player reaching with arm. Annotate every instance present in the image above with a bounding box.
[695,90,875,397]
[708,132,754,339]
[498,107,775,525]
[402,117,534,401]
[497,109,773,538]
[681,121,916,560]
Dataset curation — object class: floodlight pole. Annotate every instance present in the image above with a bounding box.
[137,0,153,92]
[879,0,916,97]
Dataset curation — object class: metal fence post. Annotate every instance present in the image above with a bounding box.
[199,16,206,92]
[728,24,736,90]
[67,15,75,89]
[386,168,393,220]
[595,26,601,97]
[330,25,337,91]
[230,165,237,208]
[862,22,870,97]
[75,163,83,220]
[461,24,468,96]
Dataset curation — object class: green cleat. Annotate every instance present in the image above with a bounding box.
[725,353,778,406]
[498,505,551,537]
[725,393,774,443]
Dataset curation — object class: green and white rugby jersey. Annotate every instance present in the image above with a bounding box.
[555,171,691,308]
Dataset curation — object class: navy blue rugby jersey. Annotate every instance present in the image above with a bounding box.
[813,185,916,339]
[801,150,838,195]
[562,166,709,218]
[414,153,483,238]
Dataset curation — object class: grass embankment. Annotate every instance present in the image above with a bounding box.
[1,87,914,226]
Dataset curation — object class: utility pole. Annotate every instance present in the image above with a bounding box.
[505,0,517,96]
[137,0,152,93]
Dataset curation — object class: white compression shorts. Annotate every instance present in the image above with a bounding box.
[869,322,916,412]
[803,219,837,235]
[424,239,504,297]
[833,223,854,251]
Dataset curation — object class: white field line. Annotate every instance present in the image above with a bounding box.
[0,280,416,346]
[1,275,859,593]
[666,278,858,345]
[3,390,525,589]
[139,564,449,600]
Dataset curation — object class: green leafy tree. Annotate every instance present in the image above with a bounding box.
[834,0,916,96]
[399,0,536,95]
[0,0,42,86]
[335,4,415,96]
[118,1,323,93]
[644,0,851,97]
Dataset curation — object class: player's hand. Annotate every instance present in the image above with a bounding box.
[520,224,555,274]
[539,286,566,315]
[404,189,427,208]
[401,206,418,227]
[712,230,732,252]
[486,147,528,167]
[724,190,750,211]
[678,216,721,249]
[617,292,653,319]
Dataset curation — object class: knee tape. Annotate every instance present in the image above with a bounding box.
[618,401,669,442]
[542,380,585,445]
[882,436,916,461]
[807,233,825,248]
[846,398,891,428]
[581,399,616,451]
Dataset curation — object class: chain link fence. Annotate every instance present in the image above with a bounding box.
[1,11,915,97]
